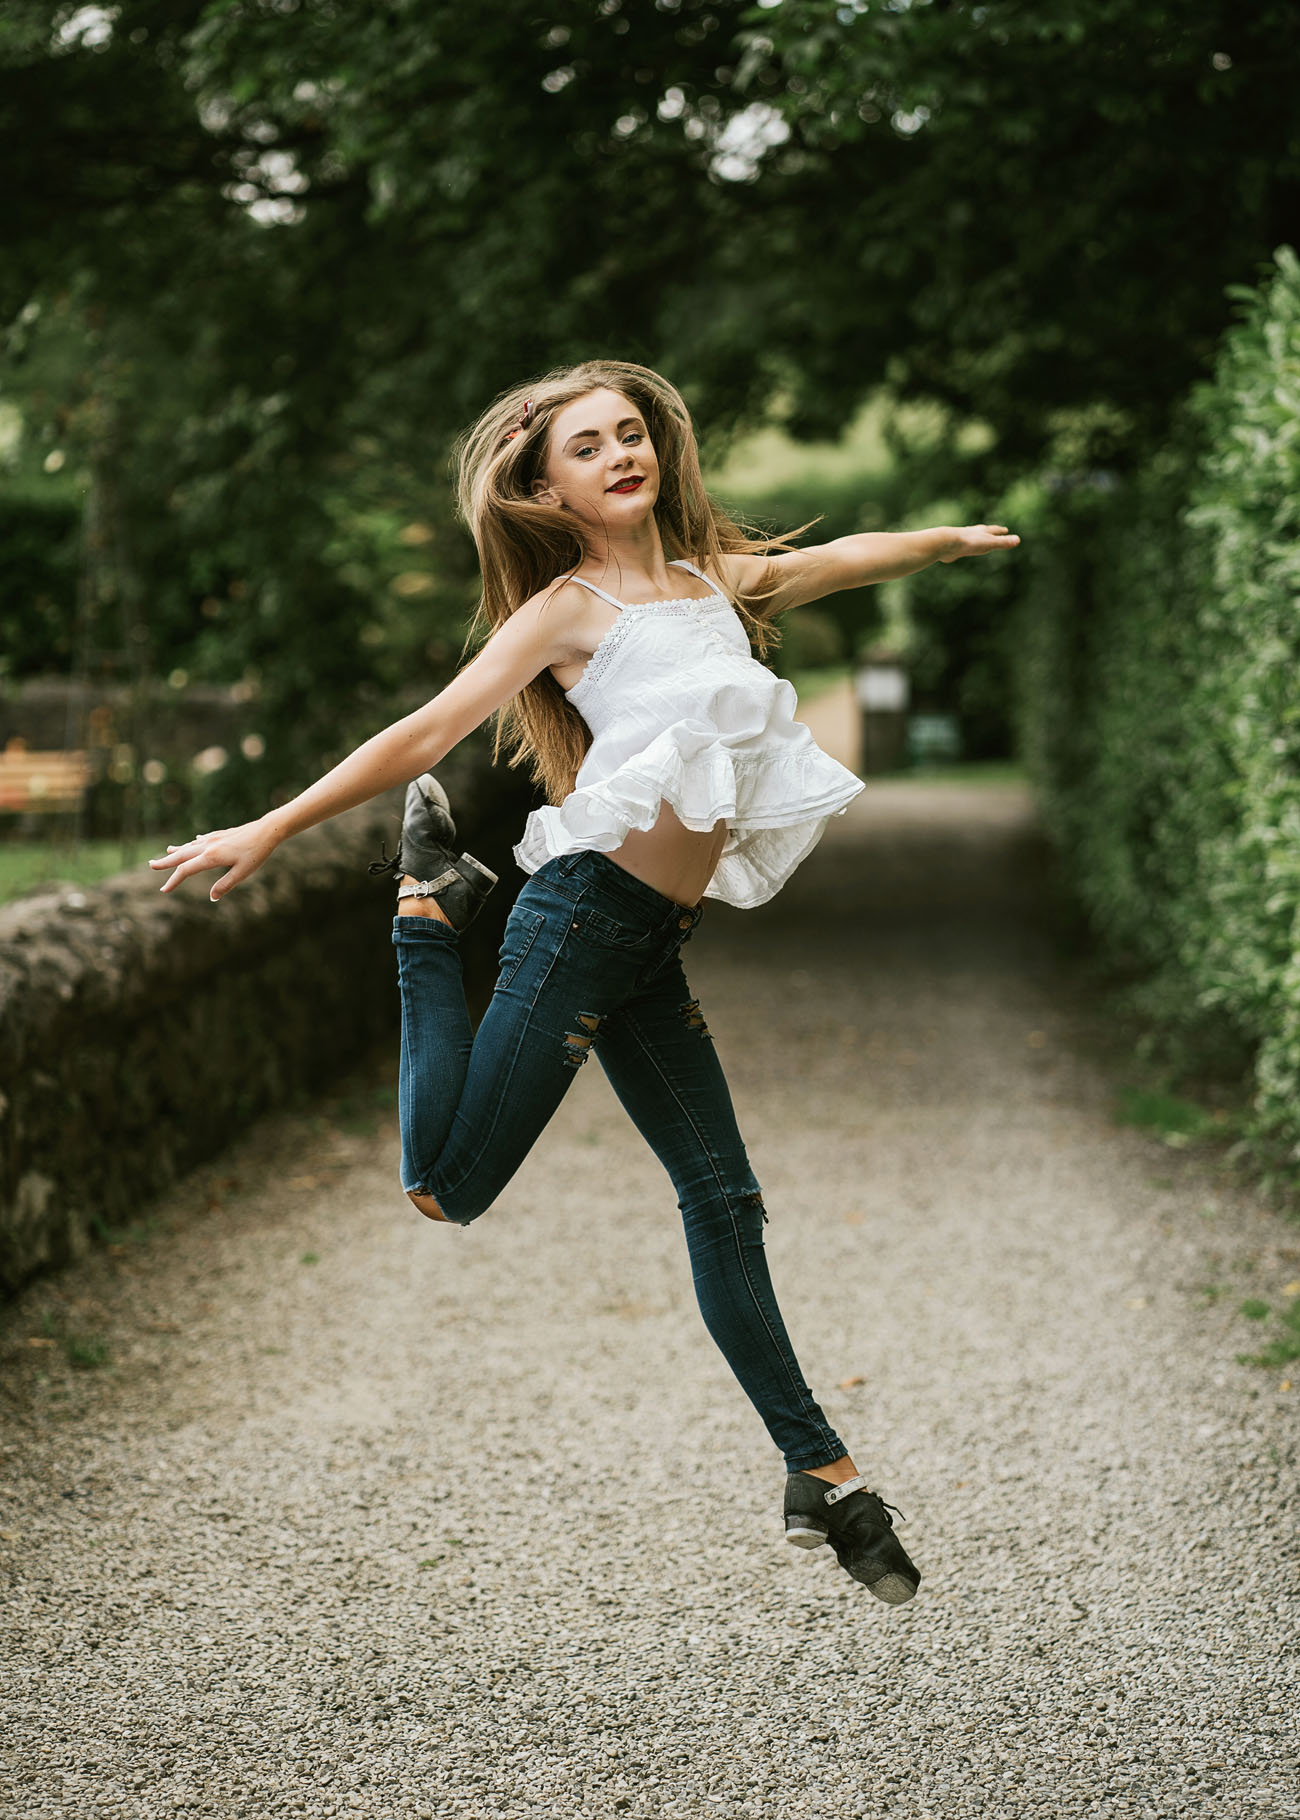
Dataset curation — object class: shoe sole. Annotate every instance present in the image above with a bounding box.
[788,1532,919,1602]
[787,1518,920,1602]
[863,1572,919,1605]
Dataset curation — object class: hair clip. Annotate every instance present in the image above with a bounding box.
[503,399,535,443]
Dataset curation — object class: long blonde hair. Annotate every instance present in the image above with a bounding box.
[451,358,817,804]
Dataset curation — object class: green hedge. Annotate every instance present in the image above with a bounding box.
[887,507,1024,758]
[1015,247,1300,1193]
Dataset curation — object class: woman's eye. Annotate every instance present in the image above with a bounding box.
[573,431,642,458]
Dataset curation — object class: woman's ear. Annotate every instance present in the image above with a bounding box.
[532,479,563,506]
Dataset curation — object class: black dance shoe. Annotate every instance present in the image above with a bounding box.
[783,1470,920,1605]
[367,773,498,933]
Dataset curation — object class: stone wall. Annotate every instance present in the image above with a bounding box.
[0,747,536,1296]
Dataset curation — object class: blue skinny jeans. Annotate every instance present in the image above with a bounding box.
[392,848,846,1474]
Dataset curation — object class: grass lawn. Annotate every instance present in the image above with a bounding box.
[704,394,894,496]
[0,836,183,906]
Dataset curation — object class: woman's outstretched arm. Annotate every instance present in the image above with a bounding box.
[148,593,579,903]
[717,523,1020,616]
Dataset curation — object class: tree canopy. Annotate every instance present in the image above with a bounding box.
[2,0,1296,819]
[6,0,1297,461]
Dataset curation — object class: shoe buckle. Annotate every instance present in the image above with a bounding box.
[407,867,460,898]
[823,1472,873,1506]
[822,1475,907,1523]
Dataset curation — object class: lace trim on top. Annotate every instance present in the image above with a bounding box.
[566,596,734,701]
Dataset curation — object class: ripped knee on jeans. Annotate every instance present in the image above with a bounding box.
[739,1187,770,1227]
[679,997,711,1038]
[562,1011,603,1070]
[407,1188,451,1223]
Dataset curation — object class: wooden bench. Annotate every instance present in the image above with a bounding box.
[0,738,94,813]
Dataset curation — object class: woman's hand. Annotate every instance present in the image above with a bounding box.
[940,524,1020,562]
[148,816,283,903]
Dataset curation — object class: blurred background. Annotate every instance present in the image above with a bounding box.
[3,0,1300,1179]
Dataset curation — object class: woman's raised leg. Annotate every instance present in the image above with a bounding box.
[391,870,668,1226]
[395,884,456,1219]
[391,887,599,1226]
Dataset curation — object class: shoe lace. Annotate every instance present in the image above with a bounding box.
[878,1498,906,1526]
[367,840,396,876]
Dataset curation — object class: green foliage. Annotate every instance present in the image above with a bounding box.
[743,0,1300,459]
[807,403,1023,755]
[0,494,80,676]
[1113,1086,1220,1145]
[717,465,890,665]
[3,0,1297,835]
[2,0,792,828]
[2,289,476,830]
[6,0,1298,466]
[1016,248,1300,1198]
[1014,449,1228,1002]
[1183,247,1300,1164]
[880,473,1022,758]
[713,396,1018,750]
[785,663,850,707]
[770,607,843,674]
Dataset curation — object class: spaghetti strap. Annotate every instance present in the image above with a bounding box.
[558,573,626,611]
[558,561,727,608]
[670,556,728,600]
[669,557,730,601]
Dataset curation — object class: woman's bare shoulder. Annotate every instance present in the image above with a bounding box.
[514,574,616,666]
[697,549,779,601]
[515,574,596,625]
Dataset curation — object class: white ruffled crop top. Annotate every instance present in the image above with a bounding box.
[513,558,865,909]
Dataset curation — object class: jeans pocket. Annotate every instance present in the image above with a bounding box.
[495,907,546,991]
[569,905,656,952]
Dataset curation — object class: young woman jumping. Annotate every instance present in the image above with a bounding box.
[150,359,1017,1605]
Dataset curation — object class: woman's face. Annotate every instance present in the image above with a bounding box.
[534,388,660,529]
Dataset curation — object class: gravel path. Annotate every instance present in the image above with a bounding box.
[3,769,1297,1820]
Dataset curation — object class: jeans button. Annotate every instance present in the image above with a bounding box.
[679,915,692,930]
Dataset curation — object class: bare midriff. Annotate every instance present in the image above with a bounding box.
[606,801,727,909]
